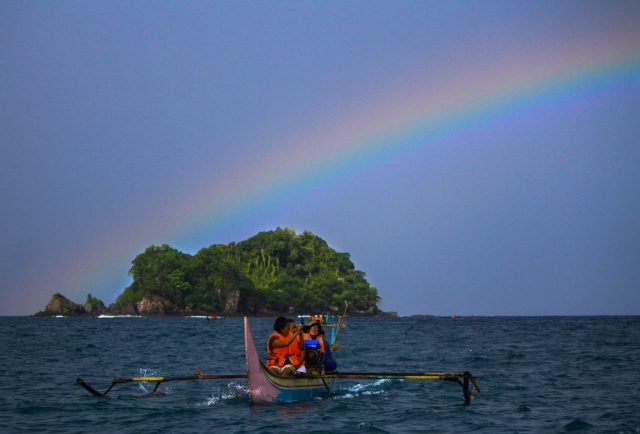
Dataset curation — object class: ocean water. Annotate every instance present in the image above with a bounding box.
[1,316,639,433]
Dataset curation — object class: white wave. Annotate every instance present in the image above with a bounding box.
[199,382,247,406]
[134,368,170,394]
[347,379,390,392]
[332,379,390,400]
[361,389,386,396]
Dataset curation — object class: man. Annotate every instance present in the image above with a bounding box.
[286,318,306,373]
[266,316,302,376]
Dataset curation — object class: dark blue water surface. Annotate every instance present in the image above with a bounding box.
[1,316,639,433]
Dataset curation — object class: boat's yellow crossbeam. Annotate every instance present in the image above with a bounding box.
[404,375,449,380]
[129,376,165,382]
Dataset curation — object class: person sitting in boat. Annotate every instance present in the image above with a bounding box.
[302,322,324,351]
[301,321,337,372]
[309,314,323,324]
[285,318,306,374]
[267,316,303,376]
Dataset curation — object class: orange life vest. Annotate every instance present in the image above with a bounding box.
[287,334,302,366]
[267,332,301,367]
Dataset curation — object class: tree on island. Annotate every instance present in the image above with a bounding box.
[112,227,380,315]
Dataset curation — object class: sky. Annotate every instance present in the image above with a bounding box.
[1,1,639,316]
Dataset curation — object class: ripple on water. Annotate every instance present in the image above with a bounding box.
[1,316,640,433]
[563,418,594,431]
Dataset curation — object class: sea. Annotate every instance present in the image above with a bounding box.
[1,316,639,433]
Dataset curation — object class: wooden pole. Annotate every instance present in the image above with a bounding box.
[332,301,349,347]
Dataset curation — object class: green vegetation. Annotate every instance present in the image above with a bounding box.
[116,228,380,314]
[84,293,103,310]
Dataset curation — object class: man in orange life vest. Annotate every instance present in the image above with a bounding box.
[267,316,303,376]
[286,318,306,373]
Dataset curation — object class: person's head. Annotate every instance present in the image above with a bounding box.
[273,316,288,334]
[286,318,296,333]
[308,322,322,337]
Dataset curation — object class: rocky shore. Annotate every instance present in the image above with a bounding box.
[34,293,395,317]
[33,293,212,317]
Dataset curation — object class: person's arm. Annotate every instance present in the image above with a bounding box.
[270,329,301,348]
[295,333,306,368]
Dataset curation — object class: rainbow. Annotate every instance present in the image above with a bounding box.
[176,50,640,246]
[63,48,640,303]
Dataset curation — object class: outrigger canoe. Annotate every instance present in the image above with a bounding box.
[77,316,479,404]
[244,316,331,402]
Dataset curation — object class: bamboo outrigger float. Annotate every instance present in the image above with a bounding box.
[77,314,480,404]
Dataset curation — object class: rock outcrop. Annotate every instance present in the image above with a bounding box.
[219,288,240,315]
[83,294,108,315]
[108,302,138,315]
[135,297,177,315]
[35,293,87,316]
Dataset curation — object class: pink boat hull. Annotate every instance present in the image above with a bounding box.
[244,317,332,403]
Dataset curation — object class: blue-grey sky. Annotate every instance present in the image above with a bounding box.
[2,1,639,316]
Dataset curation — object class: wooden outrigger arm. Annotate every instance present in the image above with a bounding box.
[76,368,479,404]
[317,371,480,405]
[76,368,247,397]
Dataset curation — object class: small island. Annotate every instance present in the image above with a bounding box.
[36,227,384,317]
